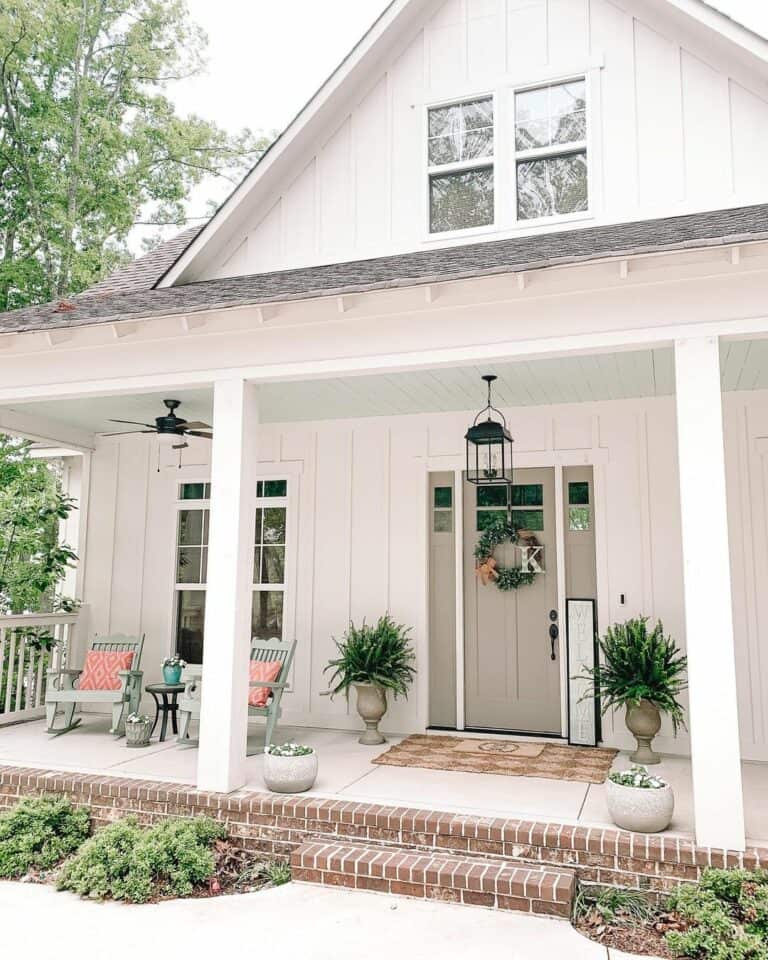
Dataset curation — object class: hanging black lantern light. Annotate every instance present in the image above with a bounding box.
[465,374,513,486]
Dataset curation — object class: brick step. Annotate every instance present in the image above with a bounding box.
[291,840,575,917]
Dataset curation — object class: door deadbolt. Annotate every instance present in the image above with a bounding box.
[549,609,558,622]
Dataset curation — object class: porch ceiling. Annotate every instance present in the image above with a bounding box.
[7,340,768,431]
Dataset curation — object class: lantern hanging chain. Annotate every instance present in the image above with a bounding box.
[473,374,508,428]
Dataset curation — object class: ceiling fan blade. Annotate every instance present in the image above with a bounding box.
[100,430,156,437]
[182,421,212,430]
[107,418,156,428]
[186,430,213,439]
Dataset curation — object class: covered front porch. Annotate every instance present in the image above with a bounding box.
[1,326,768,854]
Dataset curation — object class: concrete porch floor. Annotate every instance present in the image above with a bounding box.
[1,718,766,847]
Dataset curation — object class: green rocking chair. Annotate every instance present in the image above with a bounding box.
[177,636,296,754]
[45,634,144,737]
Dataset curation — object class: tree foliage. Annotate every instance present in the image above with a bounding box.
[0,0,269,309]
[0,433,77,614]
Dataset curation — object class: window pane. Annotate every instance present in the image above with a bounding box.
[201,546,208,582]
[177,547,202,584]
[516,81,585,151]
[477,485,508,507]
[512,509,544,531]
[434,486,453,508]
[176,590,206,664]
[550,80,586,119]
[253,547,261,584]
[433,511,453,533]
[517,152,587,220]
[511,484,543,507]
[569,506,591,531]
[178,510,205,546]
[428,98,493,165]
[430,167,494,233]
[179,482,209,500]
[261,546,286,584]
[251,591,284,641]
[552,110,585,145]
[257,479,288,498]
[568,481,590,505]
[515,118,550,151]
[262,507,286,545]
[477,509,507,531]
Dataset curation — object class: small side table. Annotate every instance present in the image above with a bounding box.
[145,682,185,742]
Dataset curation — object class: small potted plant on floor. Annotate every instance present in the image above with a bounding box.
[579,617,687,764]
[606,764,674,832]
[324,614,416,745]
[263,742,318,793]
[161,654,186,685]
[125,712,153,748]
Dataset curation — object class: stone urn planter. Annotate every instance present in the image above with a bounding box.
[125,715,152,748]
[625,699,662,764]
[606,768,674,833]
[263,745,318,793]
[354,682,388,745]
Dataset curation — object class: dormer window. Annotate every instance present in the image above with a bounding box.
[428,97,494,234]
[515,80,587,220]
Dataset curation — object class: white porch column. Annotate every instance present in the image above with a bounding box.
[197,379,258,793]
[674,337,745,850]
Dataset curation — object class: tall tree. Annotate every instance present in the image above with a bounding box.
[0,0,268,310]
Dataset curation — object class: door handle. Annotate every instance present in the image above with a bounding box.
[548,623,558,661]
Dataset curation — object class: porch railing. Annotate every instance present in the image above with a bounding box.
[0,613,79,726]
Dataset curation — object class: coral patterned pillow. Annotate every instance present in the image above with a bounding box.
[78,650,135,691]
[248,660,282,707]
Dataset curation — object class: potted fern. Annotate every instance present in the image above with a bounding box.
[580,617,687,764]
[324,615,416,745]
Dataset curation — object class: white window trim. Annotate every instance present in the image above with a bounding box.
[420,67,602,243]
[170,473,298,668]
[511,72,594,228]
[424,91,497,238]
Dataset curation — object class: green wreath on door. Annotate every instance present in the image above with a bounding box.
[473,516,540,591]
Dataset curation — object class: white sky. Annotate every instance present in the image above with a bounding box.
[134,0,768,249]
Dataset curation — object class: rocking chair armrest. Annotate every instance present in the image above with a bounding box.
[46,667,82,678]
[247,679,286,691]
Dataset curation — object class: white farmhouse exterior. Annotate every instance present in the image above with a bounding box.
[1,0,767,855]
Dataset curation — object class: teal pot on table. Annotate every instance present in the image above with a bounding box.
[163,664,183,684]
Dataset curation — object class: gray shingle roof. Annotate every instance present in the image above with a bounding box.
[82,225,205,297]
[2,204,767,335]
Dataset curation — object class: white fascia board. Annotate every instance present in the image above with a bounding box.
[665,0,768,60]
[0,406,96,450]
[158,0,424,289]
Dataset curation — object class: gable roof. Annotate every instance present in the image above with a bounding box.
[2,203,767,336]
[157,0,768,289]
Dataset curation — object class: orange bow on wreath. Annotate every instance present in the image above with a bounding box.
[475,556,498,585]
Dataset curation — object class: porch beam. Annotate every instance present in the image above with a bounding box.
[674,336,745,851]
[197,378,259,793]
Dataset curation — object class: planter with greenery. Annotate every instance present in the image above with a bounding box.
[324,614,416,745]
[580,617,688,764]
[162,654,186,685]
[263,742,318,793]
[606,765,674,833]
[125,713,153,748]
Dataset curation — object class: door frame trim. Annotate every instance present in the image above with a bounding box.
[426,449,607,738]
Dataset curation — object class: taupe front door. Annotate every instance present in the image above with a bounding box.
[463,468,561,733]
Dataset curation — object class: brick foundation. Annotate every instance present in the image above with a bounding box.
[1,764,764,911]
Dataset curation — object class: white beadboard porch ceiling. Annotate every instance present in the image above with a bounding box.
[12,341,768,432]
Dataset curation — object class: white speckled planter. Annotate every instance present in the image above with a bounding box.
[606,780,674,833]
[263,750,318,793]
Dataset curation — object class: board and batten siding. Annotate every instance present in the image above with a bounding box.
[197,0,768,281]
[80,392,768,761]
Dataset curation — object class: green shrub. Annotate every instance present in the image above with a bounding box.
[666,868,768,960]
[57,816,227,903]
[0,795,90,878]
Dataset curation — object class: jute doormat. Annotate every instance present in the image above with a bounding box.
[372,735,617,784]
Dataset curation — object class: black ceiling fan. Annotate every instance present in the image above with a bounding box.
[103,399,212,443]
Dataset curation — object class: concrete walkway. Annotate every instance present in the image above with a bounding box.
[0,880,644,959]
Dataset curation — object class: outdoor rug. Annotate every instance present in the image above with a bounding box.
[372,735,617,784]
